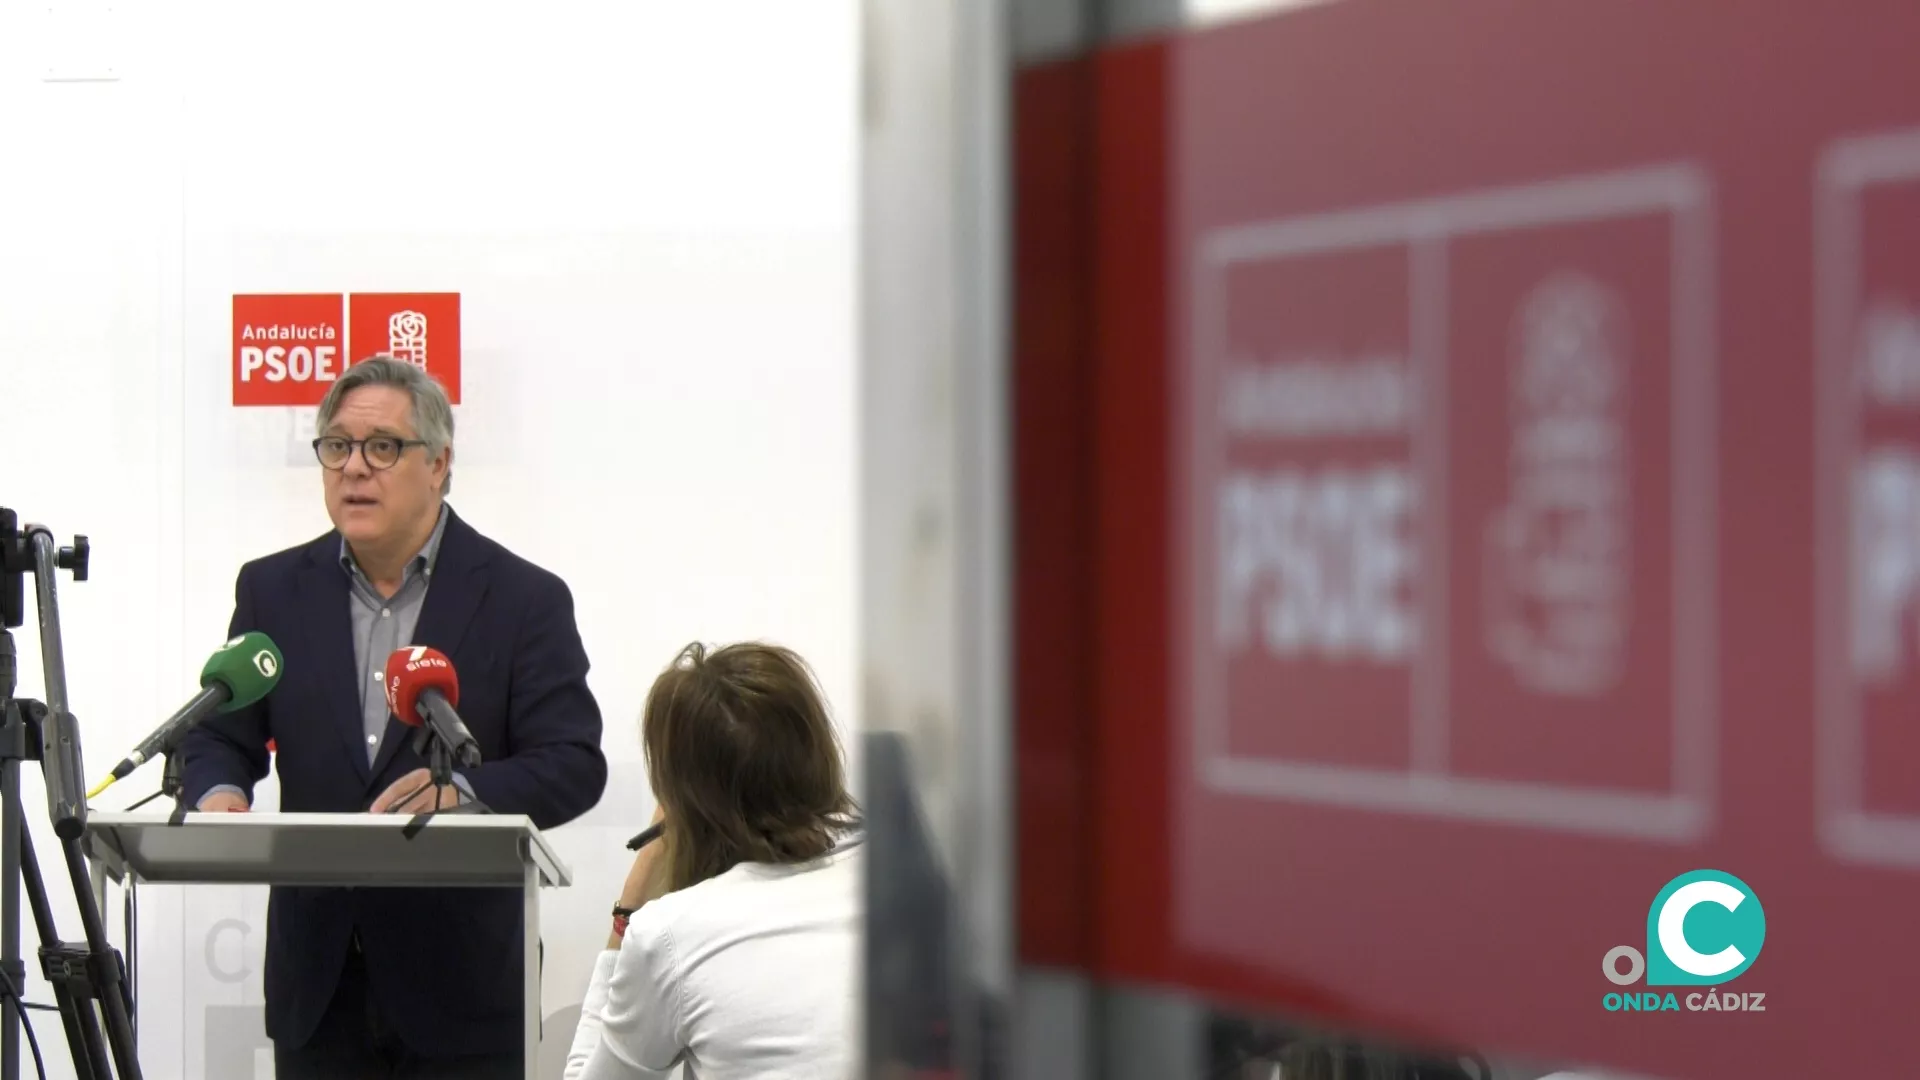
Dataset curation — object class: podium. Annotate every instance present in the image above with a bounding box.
[81,811,572,1080]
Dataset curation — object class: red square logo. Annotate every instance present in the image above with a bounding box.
[1445,212,1679,795]
[348,293,462,404]
[232,294,347,406]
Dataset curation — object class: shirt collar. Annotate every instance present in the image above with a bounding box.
[339,503,449,583]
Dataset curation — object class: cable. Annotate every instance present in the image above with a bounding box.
[383,777,485,816]
[0,967,50,1080]
[380,777,435,814]
[122,788,166,813]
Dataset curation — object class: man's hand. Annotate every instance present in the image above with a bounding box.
[369,768,462,815]
[197,791,250,813]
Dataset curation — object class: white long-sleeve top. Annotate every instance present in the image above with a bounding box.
[564,842,862,1080]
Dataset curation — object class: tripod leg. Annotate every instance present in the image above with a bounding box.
[1,735,19,1080]
[59,839,139,1080]
[17,819,108,1079]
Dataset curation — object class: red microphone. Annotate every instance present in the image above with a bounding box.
[383,646,481,767]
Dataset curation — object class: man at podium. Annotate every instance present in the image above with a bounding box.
[181,357,610,1078]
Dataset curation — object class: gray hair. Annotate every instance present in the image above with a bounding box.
[315,356,456,494]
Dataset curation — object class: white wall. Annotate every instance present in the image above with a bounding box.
[0,2,858,1075]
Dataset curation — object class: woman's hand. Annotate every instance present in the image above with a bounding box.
[618,843,667,911]
[608,803,672,949]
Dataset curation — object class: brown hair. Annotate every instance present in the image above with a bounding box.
[644,641,860,893]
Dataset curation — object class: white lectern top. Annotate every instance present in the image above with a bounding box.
[80,811,573,890]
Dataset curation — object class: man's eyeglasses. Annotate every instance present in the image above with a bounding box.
[312,436,428,471]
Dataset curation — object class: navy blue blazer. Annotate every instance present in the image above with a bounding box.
[179,507,609,1057]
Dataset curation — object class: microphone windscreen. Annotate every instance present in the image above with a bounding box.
[384,645,460,727]
[202,631,284,712]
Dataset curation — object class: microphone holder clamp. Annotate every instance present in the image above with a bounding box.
[122,753,184,817]
[410,724,459,795]
[404,726,491,824]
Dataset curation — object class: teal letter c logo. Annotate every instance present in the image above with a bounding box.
[1645,869,1766,986]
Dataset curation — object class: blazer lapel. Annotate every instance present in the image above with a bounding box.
[296,539,372,785]
[370,508,490,781]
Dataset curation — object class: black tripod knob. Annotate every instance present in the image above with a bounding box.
[57,537,88,582]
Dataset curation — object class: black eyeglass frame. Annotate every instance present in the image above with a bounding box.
[311,436,431,471]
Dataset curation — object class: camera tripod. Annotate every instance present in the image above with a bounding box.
[0,507,141,1080]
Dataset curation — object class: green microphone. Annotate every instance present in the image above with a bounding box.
[201,631,283,713]
[88,631,284,796]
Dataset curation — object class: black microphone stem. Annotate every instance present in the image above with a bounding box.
[114,684,227,780]
[418,695,480,768]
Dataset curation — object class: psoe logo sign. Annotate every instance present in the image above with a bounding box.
[1601,869,1767,1014]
